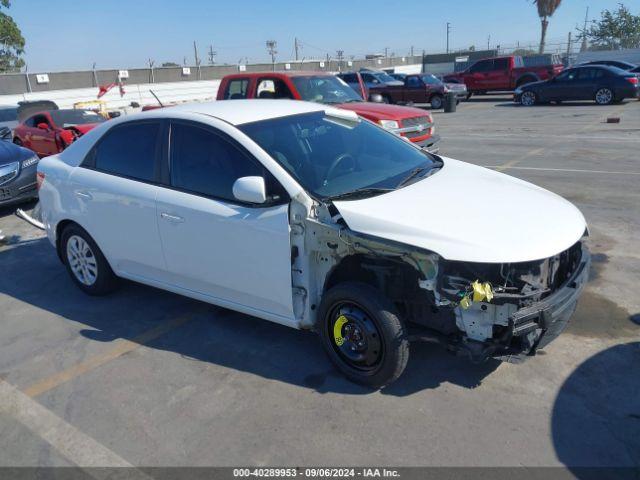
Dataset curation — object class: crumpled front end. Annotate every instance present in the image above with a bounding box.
[419,238,590,362]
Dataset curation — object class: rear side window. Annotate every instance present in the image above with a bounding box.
[224,79,249,99]
[169,123,264,202]
[93,122,160,182]
[406,76,422,87]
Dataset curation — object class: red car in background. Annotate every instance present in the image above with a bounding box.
[216,71,440,153]
[443,55,564,98]
[13,108,106,157]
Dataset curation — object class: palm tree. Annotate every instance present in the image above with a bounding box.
[534,0,562,54]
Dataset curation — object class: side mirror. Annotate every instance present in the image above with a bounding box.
[369,93,384,103]
[37,123,50,131]
[232,176,267,204]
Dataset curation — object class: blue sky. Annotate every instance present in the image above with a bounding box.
[8,0,640,72]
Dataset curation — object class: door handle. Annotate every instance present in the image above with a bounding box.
[75,190,93,200]
[160,212,184,223]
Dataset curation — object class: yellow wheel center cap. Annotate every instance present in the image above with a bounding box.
[333,315,349,346]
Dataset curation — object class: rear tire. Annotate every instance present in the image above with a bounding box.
[595,88,614,105]
[61,224,118,296]
[317,282,409,388]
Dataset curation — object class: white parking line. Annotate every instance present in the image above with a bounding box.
[486,166,640,175]
[0,379,150,475]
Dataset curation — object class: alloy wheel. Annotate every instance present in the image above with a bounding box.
[66,235,98,286]
[521,91,536,106]
[595,88,613,105]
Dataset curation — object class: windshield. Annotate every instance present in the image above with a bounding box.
[372,71,398,83]
[240,111,439,200]
[421,74,443,85]
[50,109,106,126]
[291,76,362,104]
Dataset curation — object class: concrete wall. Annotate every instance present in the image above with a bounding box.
[576,48,640,65]
[0,55,428,96]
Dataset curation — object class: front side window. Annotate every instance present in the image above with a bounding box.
[224,79,249,99]
[493,58,509,70]
[291,76,362,104]
[93,122,160,182]
[470,60,493,73]
[240,112,439,200]
[169,123,265,202]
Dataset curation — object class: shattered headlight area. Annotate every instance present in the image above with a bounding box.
[411,240,589,363]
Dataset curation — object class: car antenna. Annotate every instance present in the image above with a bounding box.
[149,90,164,107]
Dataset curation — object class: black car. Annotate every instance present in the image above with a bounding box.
[0,136,40,207]
[514,65,640,106]
[580,60,638,71]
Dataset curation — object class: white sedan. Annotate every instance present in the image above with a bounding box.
[37,100,590,387]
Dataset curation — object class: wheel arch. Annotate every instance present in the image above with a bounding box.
[516,73,539,87]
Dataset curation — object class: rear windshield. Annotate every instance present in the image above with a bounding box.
[50,109,106,126]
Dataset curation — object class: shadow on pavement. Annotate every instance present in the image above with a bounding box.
[552,342,640,473]
[0,237,500,396]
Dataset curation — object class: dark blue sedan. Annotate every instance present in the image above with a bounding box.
[0,137,40,207]
[514,65,640,106]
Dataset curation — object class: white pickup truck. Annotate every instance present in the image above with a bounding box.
[37,100,590,387]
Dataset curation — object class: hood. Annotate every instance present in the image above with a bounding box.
[337,102,430,120]
[445,82,467,91]
[0,138,33,165]
[520,80,548,90]
[333,157,586,263]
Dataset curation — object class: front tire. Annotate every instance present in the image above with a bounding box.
[595,88,614,105]
[61,224,118,295]
[430,94,443,109]
[317,282,409,388]
[520,91,537,106]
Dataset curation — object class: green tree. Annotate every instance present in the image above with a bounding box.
[533,0,562,54]
[580,3,640,50]
[0,0,25,72]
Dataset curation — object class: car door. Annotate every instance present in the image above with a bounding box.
[485,57,510,90]
[467,59,493,90]
[28,114,57,156]
[573,68,599,100]
[542,69,578,101]
[155,119,294,322]
[70,120,167,280]
[405,76,426,103]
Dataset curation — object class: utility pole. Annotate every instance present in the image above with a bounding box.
[566,31,572,63]
[208,45,217,65]
[266,40,277,70]
[384,47,389,58]
[446,22,451,54]
[92,62,98,87]
[336,49,344,72]
[487,35,491,50]
[580,7,589,52]
[410,45,414,57]
[148,58,155,83]
[193,41,201,79]
[294,37,300,61]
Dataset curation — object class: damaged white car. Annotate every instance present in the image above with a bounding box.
[37,100,590,387]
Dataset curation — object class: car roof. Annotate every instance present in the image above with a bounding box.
[159,99,327,125]
[224,71,331,79]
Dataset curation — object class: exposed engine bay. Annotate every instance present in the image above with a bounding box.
[290,197,589,363]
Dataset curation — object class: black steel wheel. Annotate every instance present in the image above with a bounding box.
[318,282,409,388]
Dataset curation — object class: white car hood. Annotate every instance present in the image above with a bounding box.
[333,157,587,263]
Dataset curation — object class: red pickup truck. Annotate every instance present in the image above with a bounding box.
[216,72,440,153]
[443,55,564,98]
